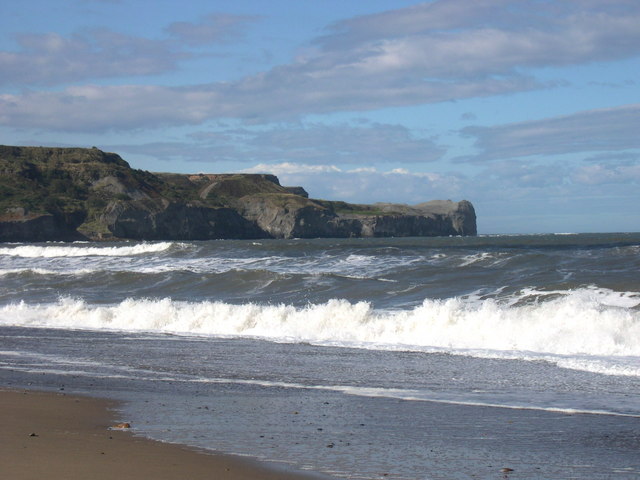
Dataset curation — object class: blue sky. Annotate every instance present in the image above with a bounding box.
[1,0,638,234]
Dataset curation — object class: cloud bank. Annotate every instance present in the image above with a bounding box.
[113,122,444,165]
[461,104,640,161]
[2,0,639,130]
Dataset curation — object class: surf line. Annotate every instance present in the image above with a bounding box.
[191,376,640,419]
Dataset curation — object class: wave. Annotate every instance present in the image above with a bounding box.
[0,242,182,258]
[1,287,639,376]
[0,251,427,278]
[458,252,508,267]
[4,351,635,417]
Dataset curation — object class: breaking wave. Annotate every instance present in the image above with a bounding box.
[0,242,182,258]
[2,287,639,376]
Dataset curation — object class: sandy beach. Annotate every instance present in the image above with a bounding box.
[0,389,328,480]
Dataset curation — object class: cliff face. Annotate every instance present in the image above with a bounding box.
[0,146,476,241]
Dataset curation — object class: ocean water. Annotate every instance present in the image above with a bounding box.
[1,233,640,479]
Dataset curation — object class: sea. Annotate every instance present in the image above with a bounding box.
[1,233,640,479]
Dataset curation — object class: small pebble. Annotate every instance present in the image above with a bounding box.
[111,422,131,429]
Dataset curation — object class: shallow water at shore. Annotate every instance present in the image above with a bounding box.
[3,327,640,479]
[2,233,640,478]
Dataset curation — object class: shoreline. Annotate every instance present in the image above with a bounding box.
[0,388,333,480]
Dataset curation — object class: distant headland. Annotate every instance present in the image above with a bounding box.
[0,145,476,242]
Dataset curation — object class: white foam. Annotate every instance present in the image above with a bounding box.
[0,242,181,258]
[459,252,507,267]
[0,268,57,276]
[0,245,425,278]
[1,288,639,376]
[0,267,98,276]
[189,376,640,417]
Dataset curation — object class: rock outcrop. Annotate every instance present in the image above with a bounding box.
[102,201,267,240]
[0,207,86,242]
[0,146,476,241]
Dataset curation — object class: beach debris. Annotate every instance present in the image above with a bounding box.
[500,467,514,472]
[29,432,38,437]
[111,422,131,429]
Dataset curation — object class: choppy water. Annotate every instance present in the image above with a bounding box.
[2,233,640,479]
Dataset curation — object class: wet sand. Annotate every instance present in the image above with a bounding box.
[0,389,329,480]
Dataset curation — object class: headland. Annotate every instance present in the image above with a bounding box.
[0,145,476,242]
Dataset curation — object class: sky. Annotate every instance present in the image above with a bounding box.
[1,0,639,234]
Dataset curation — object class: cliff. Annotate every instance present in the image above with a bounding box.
[0,146,476,242]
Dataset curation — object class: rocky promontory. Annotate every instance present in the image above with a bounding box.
[0,146,476,242]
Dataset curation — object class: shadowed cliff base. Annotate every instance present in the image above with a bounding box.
[0,146,476,242]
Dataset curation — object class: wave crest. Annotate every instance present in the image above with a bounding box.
[0,242,181,258]
[2,288,639,363]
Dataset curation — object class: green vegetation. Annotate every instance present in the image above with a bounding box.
[316,200,390,216]
[245,192,323,211]
[0,147,154,231]
[2,145,447,241]
[203,174,285,198]
[0,147,317,232]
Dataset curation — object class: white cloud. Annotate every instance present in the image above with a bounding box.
[572,162,640,185]
[0,85,219,131]
[0,13,258,87]
[254,156,633,208]
[460,103,640,161]
[3,1,640,129]
[242,163,342,175]
[238,162,467,204]
[108,123,444,166]
[0,30,184,86]
[349,167,378,174]
[317,0,640,75]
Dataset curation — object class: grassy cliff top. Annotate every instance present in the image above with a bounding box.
[0,146,308,218]
[0,146,153,217]
[1,145,471,226]
[0,145,129,169]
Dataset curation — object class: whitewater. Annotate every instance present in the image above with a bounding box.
[2,233,640,479]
